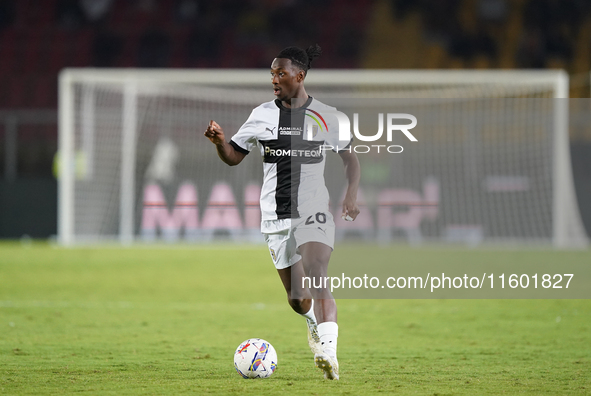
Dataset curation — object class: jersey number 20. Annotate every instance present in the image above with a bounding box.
[305,212,327,225]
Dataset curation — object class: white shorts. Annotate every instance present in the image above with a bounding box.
[263,211,335,270]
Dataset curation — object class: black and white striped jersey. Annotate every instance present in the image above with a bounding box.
[230,96,352,224]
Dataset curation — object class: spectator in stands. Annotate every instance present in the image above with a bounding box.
[269,5,300,47]
[472,27,497,59]
[516,28,546,68]
[174,0,199,23]
[545,0,581,32]
[135,0,157,14]
[520,0,584,68]
[448,26,475,61]
[269,3,319,48]
[236,4,270,47]
[138,27,171,68]
[56,0,85,29]
[521,0,584,31]
[92,29,123,67]
[545,25,573,63]
[185,2,223,65]
[187,26,221,64]
[220,0,247,25]
[421,0,461,45]
[391,0,416,20]
[0,0,15,32]
[477,0,507,25]
[336,24,363,63]
[79,0,113,23]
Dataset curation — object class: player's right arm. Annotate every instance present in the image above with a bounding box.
[204,120,246,166]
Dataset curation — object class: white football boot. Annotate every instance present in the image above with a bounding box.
[306,318,323,354]
[314,350,339,380]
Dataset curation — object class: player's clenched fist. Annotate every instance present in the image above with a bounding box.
[204,120,225,145]
[341,195,360,222]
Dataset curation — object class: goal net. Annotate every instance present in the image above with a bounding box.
[58,69,588,248]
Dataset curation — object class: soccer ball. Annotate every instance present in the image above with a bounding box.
[234,338,278,379]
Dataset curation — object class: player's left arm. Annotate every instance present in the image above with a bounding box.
[338,150,360,221]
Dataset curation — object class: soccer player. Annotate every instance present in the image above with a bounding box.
[204,45,360,380]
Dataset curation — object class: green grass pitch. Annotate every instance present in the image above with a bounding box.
[1,242,589,395]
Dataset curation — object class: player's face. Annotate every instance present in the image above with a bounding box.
[270,58,303,102]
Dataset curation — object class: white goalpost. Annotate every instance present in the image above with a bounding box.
[58,69,588,248]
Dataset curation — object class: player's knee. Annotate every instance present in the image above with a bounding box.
[287,296,305,311]
[305,258,328,278]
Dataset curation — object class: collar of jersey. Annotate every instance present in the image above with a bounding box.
[274,95,313,113]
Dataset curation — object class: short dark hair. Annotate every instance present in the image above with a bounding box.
[276,44,322,75]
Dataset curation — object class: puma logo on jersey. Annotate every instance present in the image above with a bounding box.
[265,127,276,134]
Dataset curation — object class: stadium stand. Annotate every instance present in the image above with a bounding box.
[0,0,590,180]
[1,0,591,109]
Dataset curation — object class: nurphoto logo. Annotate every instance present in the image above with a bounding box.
[311,111,418,154]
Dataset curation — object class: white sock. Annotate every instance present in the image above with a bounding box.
[299,299,317,323]
[317,321,338,358]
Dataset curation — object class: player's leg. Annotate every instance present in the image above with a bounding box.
[265,231,321,354]
[297,242,336,322]
[276,261,312,314]
[298,240,340,380]
[276,261,322,354]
